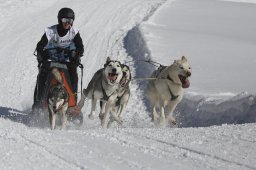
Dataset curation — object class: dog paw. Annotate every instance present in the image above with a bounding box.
[152,113,159,122]
[159,121,166,128]
[170,117,177,125]
[152,117,159,123]
[117,119,123,126]
[99,113,104,120]
[88,113,95,120]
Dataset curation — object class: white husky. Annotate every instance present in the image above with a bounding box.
[78,57,123,128]
[146,56,192,127]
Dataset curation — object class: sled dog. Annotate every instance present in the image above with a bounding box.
[107,64,131,127]
[78,57,123,128]
[48,68,69,130]
[146,56,191,127]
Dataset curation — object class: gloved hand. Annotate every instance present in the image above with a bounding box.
[37,50,49,63]
[36,52,43,63]
[73,56,81,66]
[70,51,82,66]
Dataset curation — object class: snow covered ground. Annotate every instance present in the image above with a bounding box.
[0,0,255,169]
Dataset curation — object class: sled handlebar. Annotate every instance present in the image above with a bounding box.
[45,47,76,53]
[46,59,71,63]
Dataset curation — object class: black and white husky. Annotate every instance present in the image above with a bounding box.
[78,57,123,128]
[47,68,69,130]
[107,64,131,128]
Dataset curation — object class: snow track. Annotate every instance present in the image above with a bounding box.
[1,119,255,170]
[125,132,255,170]
[19,135,86,170]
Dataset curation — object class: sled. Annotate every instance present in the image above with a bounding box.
[32,47,83,126]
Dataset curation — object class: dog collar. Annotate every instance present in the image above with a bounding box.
[165,76,179,100]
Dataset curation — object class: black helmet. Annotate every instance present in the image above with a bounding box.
[57,7,75,24]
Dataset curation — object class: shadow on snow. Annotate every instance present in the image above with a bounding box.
[0,106,31,125]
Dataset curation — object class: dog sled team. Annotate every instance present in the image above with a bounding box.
[31,7,192,130]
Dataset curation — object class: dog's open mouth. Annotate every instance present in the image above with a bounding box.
[120,77,128,87]
[179,75,190,88]
[108,73,118,83]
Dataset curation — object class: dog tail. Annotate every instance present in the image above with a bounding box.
[51,68,63,85]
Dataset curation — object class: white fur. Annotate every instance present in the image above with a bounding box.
[146,56,192,128]
[48,101,68,130]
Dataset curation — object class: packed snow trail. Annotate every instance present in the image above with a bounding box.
[1,119,256,170]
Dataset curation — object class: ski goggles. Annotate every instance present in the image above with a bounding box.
[61,18,74,24]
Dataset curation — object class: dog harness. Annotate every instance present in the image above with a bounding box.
[156,65,179,101]
[100,82,116,101]
[166,76,179,101]
[166,75,179,101]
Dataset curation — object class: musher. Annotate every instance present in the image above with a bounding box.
[32,7,84,110]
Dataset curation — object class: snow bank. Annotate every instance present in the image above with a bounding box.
[221,0,256,4]
[177,92,256,127]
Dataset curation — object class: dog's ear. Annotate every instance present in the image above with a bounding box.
[106,57,111,63]
[181,56,187,62]
[117,61,122,67]
[127,65,130,70]
[122,64,129,69]
[104,57,111,67]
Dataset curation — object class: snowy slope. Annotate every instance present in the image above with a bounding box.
[141,0,256,94]
[0,0,255,169]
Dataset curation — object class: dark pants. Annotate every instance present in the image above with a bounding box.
[33,62,78,109]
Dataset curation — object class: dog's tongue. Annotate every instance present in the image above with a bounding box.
[182,78,190,88]
[108,74,117,81]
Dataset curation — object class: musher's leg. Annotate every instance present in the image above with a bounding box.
[67,63,78,101]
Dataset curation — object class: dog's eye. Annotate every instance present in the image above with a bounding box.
[117,65,120,67]
[180,66,184,69]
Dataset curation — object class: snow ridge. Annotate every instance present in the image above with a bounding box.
[178,92,256,127]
